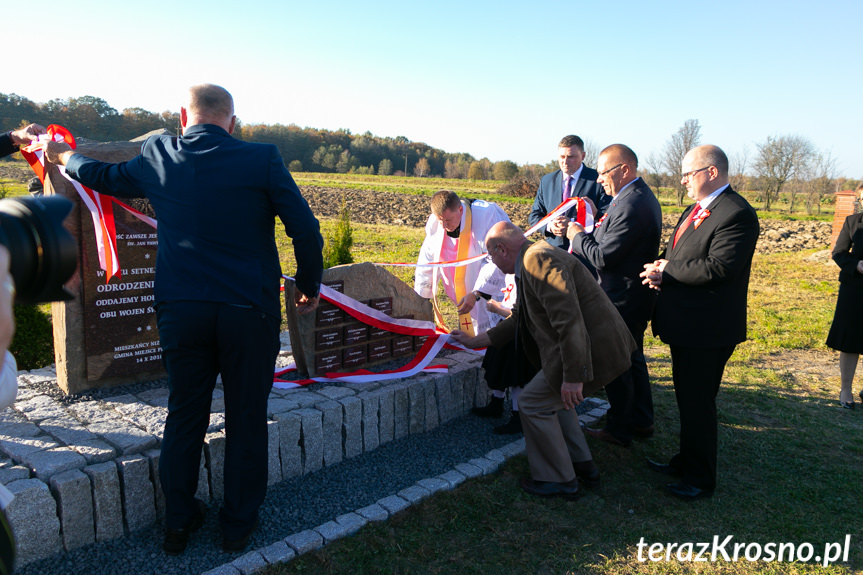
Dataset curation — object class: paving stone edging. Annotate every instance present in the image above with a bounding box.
[0,350,497,567]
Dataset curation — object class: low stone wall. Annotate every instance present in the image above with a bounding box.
[0,349,487,567]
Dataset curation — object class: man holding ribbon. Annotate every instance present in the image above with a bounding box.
[415,190,510,336]
[567,144,662,447]
[528,135,609,262]
[641,144,759,501]
[45,85,324,553]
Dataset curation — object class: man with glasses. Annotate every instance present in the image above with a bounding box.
[566,144,662,447]
[641,145,759,500]
[528,135,609,259]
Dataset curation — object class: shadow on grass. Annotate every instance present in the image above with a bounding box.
[267,360,862,575]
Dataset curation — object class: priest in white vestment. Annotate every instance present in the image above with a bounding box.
[415,190,510,335]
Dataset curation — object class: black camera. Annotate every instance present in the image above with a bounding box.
[0,195,78,304]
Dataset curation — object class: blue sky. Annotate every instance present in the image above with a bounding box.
[4,0,861,177]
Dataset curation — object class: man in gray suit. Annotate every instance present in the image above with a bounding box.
[528,135,609,253]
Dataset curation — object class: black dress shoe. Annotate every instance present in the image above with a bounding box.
[585,427,631,447]
[665,482,714,501]
[572,460,600,488]
[520,477,580,500]
[163,499,207,555]
[631,424,655,439]
[646,458,683,477]
[472,396,504,418]
[840,400,855,410]
[493,411,522,434]
[222,518,259,553]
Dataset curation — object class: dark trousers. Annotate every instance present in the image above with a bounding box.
[604,320,653,441]
[157,301,279,539]
[668,344,736,491]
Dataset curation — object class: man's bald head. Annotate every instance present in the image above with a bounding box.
[182,84,236,133]
[686,145,729,179]
[486,222,528,274]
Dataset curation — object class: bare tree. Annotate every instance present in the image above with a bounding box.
[729,146,750,193]
[754,135,814,211]
[644,151,667,194]
[582,137,601,169]
[661,119,702,206]
[805,151,838,215]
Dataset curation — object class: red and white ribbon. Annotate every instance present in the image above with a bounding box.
[21,125,157,282]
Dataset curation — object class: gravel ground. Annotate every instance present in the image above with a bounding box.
[15,398,559,575]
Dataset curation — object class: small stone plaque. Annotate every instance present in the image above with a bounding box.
[343,324,368,345]
[343,345,368,368]
[315,351,342,373]
[392,336,413,357]
[324,280,344,293]
[316,304,343,327]
[368,297,393,316]
[315,327,342,351]
[414,335,429,350]
[368,340,392,361]
[369,326,390,341]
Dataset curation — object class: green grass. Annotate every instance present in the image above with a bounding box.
[262,244,862,574]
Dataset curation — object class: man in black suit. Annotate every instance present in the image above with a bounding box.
[641,144,759,500]
[567,144,661,447]
[46,85,324,552]
[528,135,609,254]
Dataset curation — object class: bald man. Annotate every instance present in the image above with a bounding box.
[641,145,759,500]
[46,84,324,553]
[567,144,662,446]
[453,222,635,499]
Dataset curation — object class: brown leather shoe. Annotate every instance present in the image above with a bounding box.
[585,427,631,447]
[519,477,580,500]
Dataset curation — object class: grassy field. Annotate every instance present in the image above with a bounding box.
[267,233,862,574]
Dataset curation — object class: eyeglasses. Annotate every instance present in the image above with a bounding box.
[599,163,623,177]
[681,166,710,180]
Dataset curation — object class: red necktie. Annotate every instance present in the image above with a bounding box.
[672,203,702,249]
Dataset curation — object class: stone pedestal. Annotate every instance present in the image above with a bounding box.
[831,190,860,248]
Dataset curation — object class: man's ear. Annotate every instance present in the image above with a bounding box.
[180,107,188,129]
[227,115,237,135]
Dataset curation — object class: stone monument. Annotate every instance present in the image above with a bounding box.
[44,137,166,393]
[286,262,434,377]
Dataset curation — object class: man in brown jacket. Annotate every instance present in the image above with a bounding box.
[453,222,635,499]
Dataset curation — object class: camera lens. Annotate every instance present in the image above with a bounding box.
[0,196,78,304]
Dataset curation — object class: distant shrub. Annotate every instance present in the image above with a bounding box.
[497,174,540,198]
[323,195,354,268]
[10,304,54,370]
[288,160,303,173]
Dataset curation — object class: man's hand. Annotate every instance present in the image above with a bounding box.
[549,215,569,237]
[566,221,585,241]
[43,140,75,166]
[456,292,477,314]
[560,381,583,410]
[294,290,320,315]
[640,259,667,291]
[450,329,491,349]
[9,124,46,147]
[486,299,511,319]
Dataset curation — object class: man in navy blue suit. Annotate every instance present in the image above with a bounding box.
[567,144,661,447]
[46,85,324,553]
[528,135,609,253]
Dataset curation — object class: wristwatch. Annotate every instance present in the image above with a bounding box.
[473,290,490,301]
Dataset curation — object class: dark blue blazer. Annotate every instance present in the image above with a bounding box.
[570,177,661,324]
[65,124,324,319]
[528,166,609,251]
[651,187,759,347]
[0,132,17,159]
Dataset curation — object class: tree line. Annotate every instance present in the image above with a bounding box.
[2,94,857,213]
[0,93,546,181]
